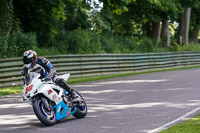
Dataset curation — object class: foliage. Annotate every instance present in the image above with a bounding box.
[94,0,183,40]
[1,27,200,58]
[65,29,101,54]
[177,43,200,51]
[136,37,154,53]
[99,0,131,15]
[64,0,92,31]
[0,0,14,36]
[63,29,138,54]
[100,33,137,53]
[0,0,200,58]
[179,0,200,8]
[0,30,37,57]
[189,2,200,41]
[32,45,61,56]
[13,0,67,47]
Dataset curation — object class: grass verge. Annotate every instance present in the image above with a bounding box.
[161,114,200,133]
[0,85,23,97]
[1,65,200,97]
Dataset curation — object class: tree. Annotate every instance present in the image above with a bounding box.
[0,0,14,37]
[98,0,182,47]
[189,3,200,43]
[13,0,66,47]
[64,0,92,31]
[157,0,182,46]
[161,20,170,47]
[96,0,131,35]
[180,8,191,45]
[178,0,200,45]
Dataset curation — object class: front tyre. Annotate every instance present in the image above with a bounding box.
[33,98,56,126]
[73,91,87,118]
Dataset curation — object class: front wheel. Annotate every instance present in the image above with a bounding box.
[73,91,87,118]
[33,98,56,126]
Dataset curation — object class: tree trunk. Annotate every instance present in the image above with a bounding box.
[146,22,152,38]
[151,22,161,42]
[180,8,191,45]
[161,20,170,47]
[191,27,199,43]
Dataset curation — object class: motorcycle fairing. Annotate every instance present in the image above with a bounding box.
[53,101,77,120]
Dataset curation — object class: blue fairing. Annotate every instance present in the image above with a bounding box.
[53,101,77,121]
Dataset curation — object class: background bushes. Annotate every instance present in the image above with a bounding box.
[0,29,200,58]
[0,31,37,57]
[66,29,102,54]
[65,29,138,54]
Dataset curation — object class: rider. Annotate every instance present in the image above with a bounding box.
[21,50,76,98]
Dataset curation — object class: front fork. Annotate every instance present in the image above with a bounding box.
[41,98,52,111]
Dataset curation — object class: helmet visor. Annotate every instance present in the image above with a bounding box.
[23,56,33,64]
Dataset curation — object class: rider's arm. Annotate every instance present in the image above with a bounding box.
[37,57,56,79]
[21,66,28,84]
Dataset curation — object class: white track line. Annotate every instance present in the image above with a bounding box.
[148,106,200,133]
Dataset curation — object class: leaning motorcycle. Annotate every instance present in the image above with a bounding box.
[22,72,87,126]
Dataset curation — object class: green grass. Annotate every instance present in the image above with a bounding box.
[177,43,200,52]
[1,65,200,97]
[161,114,200,133]
[0,85,23,97]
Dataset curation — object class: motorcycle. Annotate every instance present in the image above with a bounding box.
[22,72,87,126]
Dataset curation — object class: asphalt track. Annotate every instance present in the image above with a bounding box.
[1,69,200,133]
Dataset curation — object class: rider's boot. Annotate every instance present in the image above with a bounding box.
[62,82,77,102]
[62,87,77,107]
[68,88,76,97]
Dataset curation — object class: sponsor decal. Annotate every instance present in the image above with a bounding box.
[55,97,61,103]
[67,110,71,117]
[60,108,66,115]
[48,89,53,94]
[37,84,42,90]
[25,85,33,94]
[52,94,57,100]
[58,106,61,112]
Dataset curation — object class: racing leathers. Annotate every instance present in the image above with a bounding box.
[21,57,74,94]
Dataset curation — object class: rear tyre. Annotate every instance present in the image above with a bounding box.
[73,91,87,118]
[33,98,56,126]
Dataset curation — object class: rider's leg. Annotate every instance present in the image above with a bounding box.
[54,78,76,96]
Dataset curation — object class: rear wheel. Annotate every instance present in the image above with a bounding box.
[73,91,87,118]
[33,98,56,126]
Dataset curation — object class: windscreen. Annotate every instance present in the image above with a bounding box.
[24,72,38,85]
